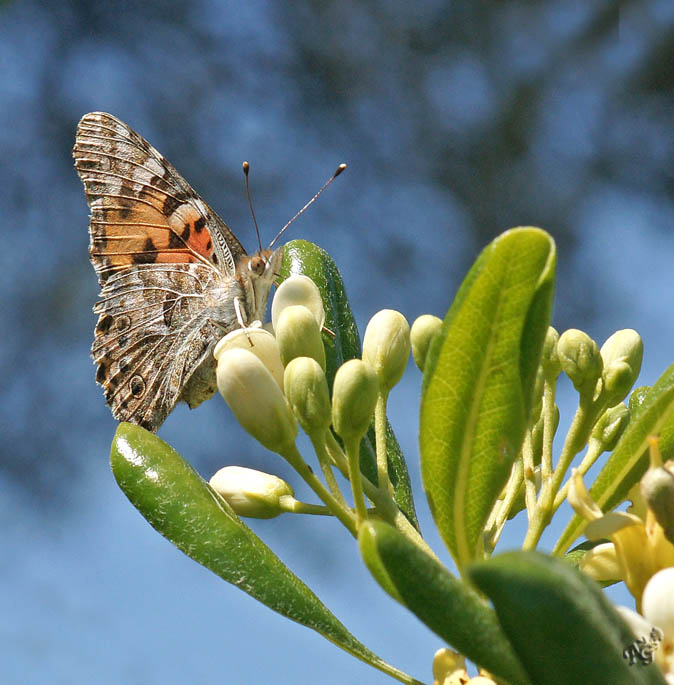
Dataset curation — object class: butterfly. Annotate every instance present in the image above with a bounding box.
[73,112,282,432]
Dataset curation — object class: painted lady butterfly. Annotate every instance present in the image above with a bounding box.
[74,112,282,431]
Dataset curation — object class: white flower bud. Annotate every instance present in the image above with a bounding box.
[362,309,411,392]
[284,357,332,436]
[209,466,294,519]
[432,647,466,684]
[275,305,326,370]
[410,314,442,371]
[272,275,325,332]
[216,348,297,451]
[557,329,603,398]
[642,567,674,637]
[332,359,379,442]
[214,327,285,388]
[541,326,562,380]
[600,329,643,406]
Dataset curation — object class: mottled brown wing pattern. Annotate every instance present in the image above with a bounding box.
[92,263,222,430]
[73,112,257,431]
[73,111,246,282]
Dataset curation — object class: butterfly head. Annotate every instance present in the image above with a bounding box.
[241,246,284,321]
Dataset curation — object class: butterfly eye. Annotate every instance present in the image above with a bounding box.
[248,254,267,276]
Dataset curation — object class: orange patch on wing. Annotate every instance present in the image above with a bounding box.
[167,205,215,262]
[91,202,215,270]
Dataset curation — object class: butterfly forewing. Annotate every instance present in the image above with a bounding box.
[74,111,245,280]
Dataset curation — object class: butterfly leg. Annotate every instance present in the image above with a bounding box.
[233,296,258,347]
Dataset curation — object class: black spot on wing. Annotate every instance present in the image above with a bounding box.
[130,375,146,397]
[96,361,108,384]
[133,237,157,264]
[162,193,187,216]
[96,314,113,334]
[194,217,206,233]
[168,230,184,249]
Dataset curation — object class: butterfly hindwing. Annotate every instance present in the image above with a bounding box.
[91,263,225,430]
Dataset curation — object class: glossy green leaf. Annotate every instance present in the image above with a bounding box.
[359,521,529,685]
[110,423,417,684]
[554,362,674,554]
[281,239,418,528]
[420,228,556,567]
[469,551,666,685]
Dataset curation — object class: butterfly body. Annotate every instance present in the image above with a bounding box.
[74,112,282,431]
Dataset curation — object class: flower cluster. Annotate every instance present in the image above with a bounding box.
[208,274,440,535]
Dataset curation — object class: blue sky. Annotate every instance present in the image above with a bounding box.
[2,1,673,683]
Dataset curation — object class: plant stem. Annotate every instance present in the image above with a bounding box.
[344,436,369,525]
[487,459,523,552]
[310,432,348,507]
[521,429,537,518]
[540,379,557,482]
[281,443,358,536]
[523,396,603,550]
[278,496,333,516]
[324,432,438,559]
[374,392,394,495]
[552,439,603,511]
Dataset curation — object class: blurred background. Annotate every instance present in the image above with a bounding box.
[2,0,672,683]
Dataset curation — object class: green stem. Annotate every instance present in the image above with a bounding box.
[552,439,603,511]
[310,431,348,507]
[344,436,368,524]
[374,392,393,495]
[278,496,333,516]
[540,379,557,482]
[281,443,357,537]
[521,429,537,517]
[325,432,438,560]
[487,459,523,553]
[523,396,603,550]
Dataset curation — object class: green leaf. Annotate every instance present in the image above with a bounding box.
[469,551,666,685]
[281,239,418,529]
[359,521,529,685]
[420,228,556,567]
[554,362,674,555]
[110,423,418,685]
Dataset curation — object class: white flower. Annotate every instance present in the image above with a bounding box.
[209,466,294,519]
[332,359,379,442]
[216,348,297,452]
[214,326,285,388]
[362,309,411,392]
[410,314,442,372]
[271,275,325,331]
[275,304,326,369]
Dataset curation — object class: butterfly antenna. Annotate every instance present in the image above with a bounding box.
[243,161,263,253]
[268,163,347,249]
